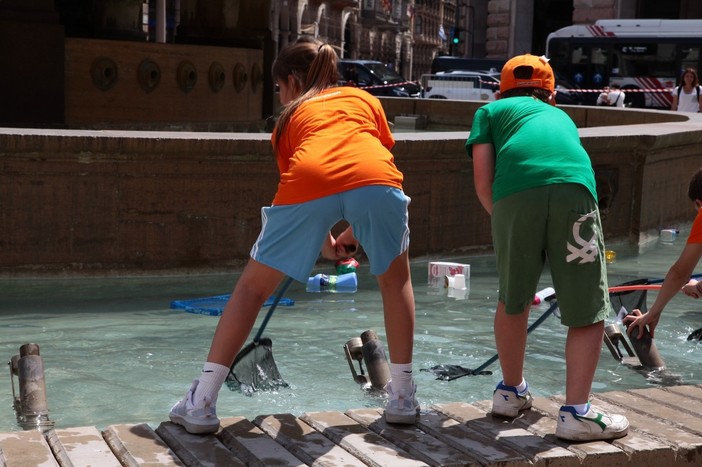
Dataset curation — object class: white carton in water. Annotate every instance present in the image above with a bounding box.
[428,261,470,287]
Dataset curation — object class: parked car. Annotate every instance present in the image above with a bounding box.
[422,70,500,101]
[338,60,421,98]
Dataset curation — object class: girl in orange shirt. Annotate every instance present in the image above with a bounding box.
[170,40,418,434]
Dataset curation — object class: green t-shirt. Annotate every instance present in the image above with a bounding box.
[465,96,598,203]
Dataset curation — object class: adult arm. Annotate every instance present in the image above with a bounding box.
[472,143,495,215]
[670,89,679,111]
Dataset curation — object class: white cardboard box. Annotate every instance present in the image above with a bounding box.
[428,261,470,288]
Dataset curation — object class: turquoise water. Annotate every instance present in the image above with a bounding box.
[1,227,701,432]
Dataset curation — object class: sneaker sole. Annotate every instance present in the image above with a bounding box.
[492,400,533,418]
[555,426,629,442]
[169,413,220,435]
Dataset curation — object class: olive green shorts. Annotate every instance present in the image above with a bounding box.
[491,183,611,327]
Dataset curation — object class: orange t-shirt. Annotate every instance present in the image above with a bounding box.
[687,209,702,244]
[271,86,403,205]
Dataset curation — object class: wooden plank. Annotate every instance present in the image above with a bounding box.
[217,416,304,467]
[591,392,702,465]
[474,396,675,467]
[103,423,185,467]
[665,384,702,401]
[300,411,428,467]
[254,413,367,467]
[45,426,121,467]
[155,422,246,467]
[346,407,480,467]
[434,401,581,467]
[420,404,531,466]
[0,430,59,467]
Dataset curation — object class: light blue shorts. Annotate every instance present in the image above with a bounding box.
[250,186,411,283]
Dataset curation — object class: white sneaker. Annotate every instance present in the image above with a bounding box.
[556,404,629,441]
[492,381,533,417]
[169,379,220,434]
[384,381,419,424]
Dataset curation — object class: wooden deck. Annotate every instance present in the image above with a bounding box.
[3,385,702,466]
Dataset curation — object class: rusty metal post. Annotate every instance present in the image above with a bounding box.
[14,343,55,431]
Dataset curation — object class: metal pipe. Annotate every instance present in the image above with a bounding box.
[13,343,55,431]
[626,325,666,370]
[360,330,391,391]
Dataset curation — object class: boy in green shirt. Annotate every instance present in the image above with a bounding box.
[466,54,629,441]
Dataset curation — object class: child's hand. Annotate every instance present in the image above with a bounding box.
[682,279,702,299]
[334,227,359,257]
[320,227,359,260]
[623,308,659,339]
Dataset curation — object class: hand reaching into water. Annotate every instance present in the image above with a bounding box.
[623,308,660,339]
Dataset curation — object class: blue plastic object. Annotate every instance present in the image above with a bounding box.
[306,272,357,293]
[171,294,294,316]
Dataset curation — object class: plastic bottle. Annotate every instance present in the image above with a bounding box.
[335,258,360,275]
[306,272,357,293]
[532,287,555,305]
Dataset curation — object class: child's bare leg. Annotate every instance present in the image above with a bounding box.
[564,321,603,405]
[494,302,529,386]
[376,250,415,364]
[207,259,285,366]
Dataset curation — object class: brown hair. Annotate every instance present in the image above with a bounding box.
[271,40,340,151]
[689,167,702,202]
[679,68,700,87]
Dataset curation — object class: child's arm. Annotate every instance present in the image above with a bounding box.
[472,143,495,215]
[624,243,702,338]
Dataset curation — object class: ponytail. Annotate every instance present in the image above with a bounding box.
[272,41,340,152]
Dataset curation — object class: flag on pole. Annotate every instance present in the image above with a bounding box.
[438,24,447,41]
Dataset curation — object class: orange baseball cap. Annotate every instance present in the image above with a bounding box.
[499,54,555,93]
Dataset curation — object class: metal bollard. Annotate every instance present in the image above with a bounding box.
[9,343,55,431]
[625,324,666,370]
[360,330,391,391]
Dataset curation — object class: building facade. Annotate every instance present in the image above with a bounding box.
[1,0,700,128]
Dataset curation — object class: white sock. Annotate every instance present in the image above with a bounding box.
[570,402,590,415]
[515,378,528,395]
[390,362,414,392]
[193,362,230,408]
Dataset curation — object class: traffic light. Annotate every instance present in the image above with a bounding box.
[452,30,461,46]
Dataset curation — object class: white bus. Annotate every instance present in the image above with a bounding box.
[545,19,702,108]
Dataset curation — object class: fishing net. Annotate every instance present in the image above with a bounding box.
[225,337,289,396]
[610,278,649,322]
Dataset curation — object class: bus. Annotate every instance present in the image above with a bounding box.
[545,19,702,108]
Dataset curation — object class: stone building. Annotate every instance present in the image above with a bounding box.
[0,0,700,128]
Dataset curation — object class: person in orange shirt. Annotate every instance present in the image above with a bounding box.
[169,40,418,434]
[625,167,702,336]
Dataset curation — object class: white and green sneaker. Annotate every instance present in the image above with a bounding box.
[492,381,533,417]
[556,404,629,441]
